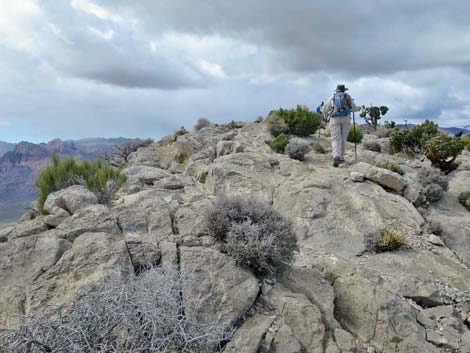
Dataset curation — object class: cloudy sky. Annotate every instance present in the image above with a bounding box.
[0,0,469,143]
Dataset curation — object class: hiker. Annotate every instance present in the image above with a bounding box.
[324,84,360,167]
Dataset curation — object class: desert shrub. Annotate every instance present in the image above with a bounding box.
[390,120,439,154]
[458,192,470,211]
[104,139,153,168]
[194,117,212,131]
[384,120,396,129]
[0,268,227,353]
[277,105,322,137]
[266,112,288,137]
[313,143,327,154]
[462,136,470,151]
[205,197,298,277]
[37,156,127,213]
[285,141,310,161]
[255,116,264,123]
[366,229,406,252]
[425,133,464,171]
[375,125,393,138]
[413,166,449,207]
[268,133,289,154]
[375,161,404,175]
[347,125,363,143]
[363,141,382,152]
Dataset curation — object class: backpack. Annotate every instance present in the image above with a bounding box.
[332,93,351,117]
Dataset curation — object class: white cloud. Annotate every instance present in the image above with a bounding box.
[88,26,114,41]
[0,0,43,52]
[197,60,227,79]
[70,0,117,22]
[48,23,74,45]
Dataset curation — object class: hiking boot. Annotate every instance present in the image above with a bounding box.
[333,157,341,167]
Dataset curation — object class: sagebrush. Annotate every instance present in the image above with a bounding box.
[0,268,227,353]
[194,118,212,131]
[363,141,382,152]
[413,166,448,207]
[266,112,288,137]
[285,141,310,161]
[36,155,127,213]
[205,197,298,277]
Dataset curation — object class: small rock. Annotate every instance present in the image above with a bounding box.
[350,172,365,182]
[427,234,445,247]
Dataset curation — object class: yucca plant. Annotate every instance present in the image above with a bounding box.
[36,156,127,214]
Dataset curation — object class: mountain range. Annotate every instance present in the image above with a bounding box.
[0,137,138,223]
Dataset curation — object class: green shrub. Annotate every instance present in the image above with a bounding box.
[458,192,470,211]
[37,155,127,213]
[205,197,298,277]
[268,133,289,153]
[425,133,464,171]
[277,105,321,137]
[347,125,363,143]
[266,112,288,137]
[375,161,404,175]
[462,136,470,151]
[390,120,439,154]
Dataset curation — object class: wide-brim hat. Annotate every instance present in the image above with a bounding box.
[335,84,348,92]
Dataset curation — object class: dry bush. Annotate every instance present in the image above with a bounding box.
[194,118,212,131]
[363,141,382,152]
[366,229,407,253]
[205,197,298,277]
[0,268,227,353]
[414,166,448,207]
[285,141,310,161]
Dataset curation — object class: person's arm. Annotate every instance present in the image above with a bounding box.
[350,98,361,112]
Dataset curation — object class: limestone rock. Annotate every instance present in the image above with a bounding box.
[56,204,120,242]
[180,246,259,331]
[334,274,440,353]
[350,171,364,182]
[44,185,97,215]
[0,235,71,327]
[27,232,132,317]
[122,165,171,193]
[223,313,275,353]
[125,240,161,272]
[351,162,406,192]
[9,218,50,239]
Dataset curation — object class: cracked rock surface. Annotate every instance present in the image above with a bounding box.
[1,121,470,352]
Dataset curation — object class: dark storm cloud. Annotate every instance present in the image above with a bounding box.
[101,0,470,75]
[0,0,469,143]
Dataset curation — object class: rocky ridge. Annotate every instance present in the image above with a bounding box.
[1,121,470,352]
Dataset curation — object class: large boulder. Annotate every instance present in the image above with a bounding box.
[44,185,98,215]
[334,274,440,353]
[8,218,50,239]
[0,235,71,328]
[27,232,132,317]
[180,247,259,331]
[122,165,172,193]
[56,204,121,242]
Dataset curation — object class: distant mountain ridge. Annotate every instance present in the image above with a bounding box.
[0,137,140,222]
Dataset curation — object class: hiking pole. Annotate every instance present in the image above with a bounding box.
[352,111,357,162]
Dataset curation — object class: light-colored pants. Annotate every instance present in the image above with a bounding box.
[330,116,350,159]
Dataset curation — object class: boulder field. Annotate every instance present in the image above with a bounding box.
[1,121,470,353]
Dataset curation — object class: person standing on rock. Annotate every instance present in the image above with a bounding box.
[324,84,360,167]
